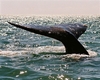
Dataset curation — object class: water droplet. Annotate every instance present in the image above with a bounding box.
[48,32,51,34]
[78,77,81,80]
[20,71,24,74]
[20,71,27,74]
[65,78,69,80]
[16,75,19,77]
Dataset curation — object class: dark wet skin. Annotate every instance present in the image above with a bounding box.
[8,22,89,55]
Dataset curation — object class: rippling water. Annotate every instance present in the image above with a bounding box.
[0,16,100,80]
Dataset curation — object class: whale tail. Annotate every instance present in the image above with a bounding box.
[8,22,89,55]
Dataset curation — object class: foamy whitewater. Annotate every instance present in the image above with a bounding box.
[0,46,97,59]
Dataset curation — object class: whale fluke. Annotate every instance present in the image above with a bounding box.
[8,22,89,55]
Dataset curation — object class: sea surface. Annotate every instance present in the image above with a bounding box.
[0,16,100,80]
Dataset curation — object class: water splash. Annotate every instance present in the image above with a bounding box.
[0,46,97,59]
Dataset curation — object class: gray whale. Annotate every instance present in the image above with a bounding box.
[8,22,89,55]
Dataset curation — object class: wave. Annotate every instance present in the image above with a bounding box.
[0,46,97,59]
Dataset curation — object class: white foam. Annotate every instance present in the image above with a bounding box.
[0,46,65,56]
[64,50,97,59]
[0,46,97,58]
[0,50,28,56]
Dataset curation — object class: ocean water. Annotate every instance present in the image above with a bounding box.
[0,16,100,80]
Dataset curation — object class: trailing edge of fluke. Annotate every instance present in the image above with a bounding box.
[8,22,89,55]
